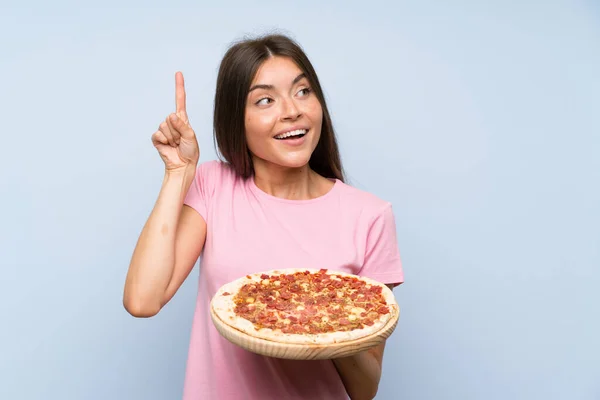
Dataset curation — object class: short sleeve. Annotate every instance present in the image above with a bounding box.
[183,161,218,222]
[358,203,404,286]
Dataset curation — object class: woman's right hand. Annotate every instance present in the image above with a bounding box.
[152,72,200,171]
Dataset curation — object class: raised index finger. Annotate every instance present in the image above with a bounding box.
[175,71,187,119]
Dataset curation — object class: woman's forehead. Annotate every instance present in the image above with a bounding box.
[251,56,305,87]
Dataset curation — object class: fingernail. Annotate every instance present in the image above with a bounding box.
[170,114,177,122]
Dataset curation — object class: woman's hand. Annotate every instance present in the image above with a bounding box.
[151,72,200,171]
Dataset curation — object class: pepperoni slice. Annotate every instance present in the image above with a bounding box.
[377,305,390,314]
[289,283,301,292]
[316,296,329,305]
[305,306,318,316]
[327,306,340,316]
[280,291,292,300]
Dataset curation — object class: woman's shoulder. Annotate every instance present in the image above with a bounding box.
[196,158,234,175]
[188,159,242,198]
[334,179,394,216]
[195,159,239,183]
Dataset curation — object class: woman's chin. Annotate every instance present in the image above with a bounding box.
[254,153,313,171]
[278,153,314,169]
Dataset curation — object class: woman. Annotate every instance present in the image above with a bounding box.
[123,33,404,400]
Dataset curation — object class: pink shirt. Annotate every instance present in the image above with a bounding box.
[182,160,404,400]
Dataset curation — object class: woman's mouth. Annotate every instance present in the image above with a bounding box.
[274,129,308,140]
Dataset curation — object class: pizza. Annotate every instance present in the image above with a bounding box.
[210,268,398,345]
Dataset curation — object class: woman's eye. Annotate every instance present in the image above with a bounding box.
[298,87,311,97]
[256,97,272,106]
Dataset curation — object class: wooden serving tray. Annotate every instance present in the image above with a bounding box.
[210,302,400,360]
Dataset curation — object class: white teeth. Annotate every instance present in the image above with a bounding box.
[275,129,307,139]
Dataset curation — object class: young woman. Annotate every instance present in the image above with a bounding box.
[123,34,404,400]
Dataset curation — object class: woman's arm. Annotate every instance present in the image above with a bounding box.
[123,165,206,318]
[332,343,386,400]
[123,72,204,318]
[332,284,395,400]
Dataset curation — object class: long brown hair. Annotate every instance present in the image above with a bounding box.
[213,33,345,182]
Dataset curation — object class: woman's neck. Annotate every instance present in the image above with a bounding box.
[252,160,333,200]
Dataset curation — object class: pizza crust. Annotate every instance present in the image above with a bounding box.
[210,268,398,345]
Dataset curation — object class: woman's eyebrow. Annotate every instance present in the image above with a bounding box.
[249,73,307,93]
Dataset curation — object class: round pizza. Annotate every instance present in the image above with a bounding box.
[210,268,398,345]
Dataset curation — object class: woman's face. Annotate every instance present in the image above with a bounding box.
[244,56,323,171]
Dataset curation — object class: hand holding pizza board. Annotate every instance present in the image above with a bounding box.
[210,268,400,360]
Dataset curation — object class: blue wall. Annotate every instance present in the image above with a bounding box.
[1,1,598,399]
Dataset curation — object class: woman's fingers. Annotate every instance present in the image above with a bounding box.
[166,114,181,145]
[155,112,192,149]
[151,130,169,146]
[169,113,194,139]
[159,121,175,147]
[175,71,188,123]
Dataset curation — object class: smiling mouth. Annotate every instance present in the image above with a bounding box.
[274,129,308,140]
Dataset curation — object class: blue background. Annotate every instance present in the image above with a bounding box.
[1,1,598,399]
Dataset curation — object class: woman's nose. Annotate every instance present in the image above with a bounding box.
[280,98,302,121]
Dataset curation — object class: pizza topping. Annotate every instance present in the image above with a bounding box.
[376,305,390,314]
[280,291,292,300]
[229,270,391,334]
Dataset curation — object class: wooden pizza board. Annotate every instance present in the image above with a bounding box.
[209,300,400,360]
